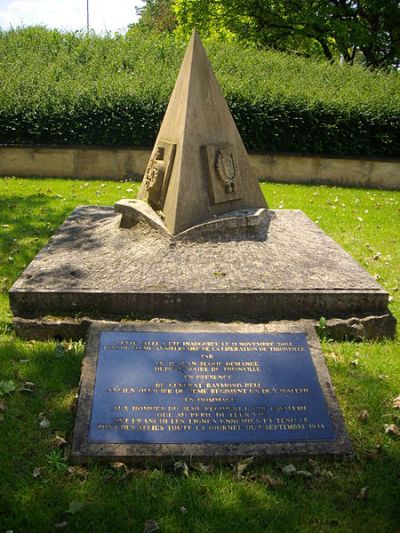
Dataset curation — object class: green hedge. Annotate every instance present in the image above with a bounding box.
[0,27,399,157]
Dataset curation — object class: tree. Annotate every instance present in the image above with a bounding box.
[355,1,400,68]
[173,0,400,68]
[136,0,177,33]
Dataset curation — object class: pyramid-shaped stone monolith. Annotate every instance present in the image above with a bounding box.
[137,30,267,235]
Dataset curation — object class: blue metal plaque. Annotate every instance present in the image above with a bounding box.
[89,332,335,444]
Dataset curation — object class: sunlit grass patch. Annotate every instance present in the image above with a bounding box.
[0,177,399,532]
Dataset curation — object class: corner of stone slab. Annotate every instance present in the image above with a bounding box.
[319,313,396,341]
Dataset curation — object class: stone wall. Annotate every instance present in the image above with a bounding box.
[0,145,399,190]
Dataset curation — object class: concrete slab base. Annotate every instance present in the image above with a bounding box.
[71,320,352,463]
[9,206,394,340]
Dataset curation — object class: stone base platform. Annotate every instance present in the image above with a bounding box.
[9,206,395,340]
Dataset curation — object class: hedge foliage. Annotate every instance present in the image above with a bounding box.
[0,26,399,157]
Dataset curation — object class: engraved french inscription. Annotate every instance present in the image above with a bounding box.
[88,332,335,444]
[204,144,242,204]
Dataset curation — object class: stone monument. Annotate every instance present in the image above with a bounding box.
[9,31,395,341]
[115,30,267,238]
[10,30,394,461]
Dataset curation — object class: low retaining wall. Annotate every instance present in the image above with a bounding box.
[0,145,399,189]
[251,153,399,190]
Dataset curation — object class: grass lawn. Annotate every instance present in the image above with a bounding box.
[0,177,399,532]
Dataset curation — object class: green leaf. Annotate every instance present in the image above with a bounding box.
[68,500,84,514]
[0,380,16,396]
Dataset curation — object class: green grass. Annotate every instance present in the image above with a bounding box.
[0,177,399,532]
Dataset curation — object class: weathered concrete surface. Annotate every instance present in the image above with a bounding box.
[9,206,393,339]
[71,320,352,463]
[324,314,397,341]
[13,314,396,342]
[252,152,400,190]
[114,199,169,235]
[136,31,266,234]
[0,145,149,180]
[114,200,269,240]
[1,145,398,190]
[177,208,270,241]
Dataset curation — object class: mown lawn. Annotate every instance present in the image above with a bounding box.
[0,177,399,532]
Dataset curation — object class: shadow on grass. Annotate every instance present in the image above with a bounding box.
[1,196,117,269]
[0,193,76,279]
[0,184,399,531]
[0,194,116,329]
[0,335,399,532]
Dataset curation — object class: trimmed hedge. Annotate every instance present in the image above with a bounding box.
[0,27,399,157]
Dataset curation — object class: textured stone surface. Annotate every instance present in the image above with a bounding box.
[71,320,352,463]
[114,199,169,235]
[13,314,396,342]
[114,199,269,240]
[325,313,397,341]
[1,145,398,190]
[177,208,270,241]
[10,206,390,326]
[136,31,266,235]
